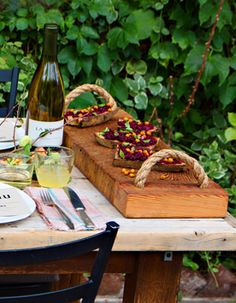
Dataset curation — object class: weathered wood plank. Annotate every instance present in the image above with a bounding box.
[0,167,235,251]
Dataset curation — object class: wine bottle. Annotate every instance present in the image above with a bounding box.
[27,23,64,147]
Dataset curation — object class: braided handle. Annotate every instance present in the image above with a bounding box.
[134,149,209,188]
[65,83,117,111]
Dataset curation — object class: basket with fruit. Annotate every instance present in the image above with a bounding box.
[95,126,160,150]
[112,143,186,172]
[64,84,118,127]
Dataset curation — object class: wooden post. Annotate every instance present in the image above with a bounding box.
[123,252,183,303]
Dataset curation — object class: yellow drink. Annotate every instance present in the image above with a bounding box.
[36,165,71,188]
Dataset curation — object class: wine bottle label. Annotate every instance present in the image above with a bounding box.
[28,119,64,147]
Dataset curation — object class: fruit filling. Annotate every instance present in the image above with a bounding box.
[117,143,154,161]
[117,117,156,133]
[64,104,112,119]
[100,127,158,147]
[159,157,184,165]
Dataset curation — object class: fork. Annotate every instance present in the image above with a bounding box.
[40,189,75,230]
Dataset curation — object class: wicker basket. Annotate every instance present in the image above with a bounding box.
[134,149,209,188]
[64,84,118,127]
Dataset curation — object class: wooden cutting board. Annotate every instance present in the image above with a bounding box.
[63,109,228,218]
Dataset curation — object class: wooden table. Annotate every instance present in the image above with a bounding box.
[0,167,236,302]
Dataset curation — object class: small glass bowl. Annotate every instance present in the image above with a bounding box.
[0,153,34,188]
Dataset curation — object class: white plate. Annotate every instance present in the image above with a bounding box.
[0,118,25,150]
[0,141,19,150]
[0,183,36,223]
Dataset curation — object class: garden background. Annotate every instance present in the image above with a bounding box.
[0,0,236,298]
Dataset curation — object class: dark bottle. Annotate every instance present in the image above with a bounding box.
[27,23,64,147]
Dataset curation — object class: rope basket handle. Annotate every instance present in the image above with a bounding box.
[134,149,209,189]
[65,83,117,112]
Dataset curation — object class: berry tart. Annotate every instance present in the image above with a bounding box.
[64,84,118,127]
[117,117,157,134]
[113,143,186,172]
[95,127,160,149]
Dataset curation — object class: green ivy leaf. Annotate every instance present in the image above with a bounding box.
[184,45,205,75]
[172,29,196,50]
[213,111,227,128]
[0,58,7,68]
[111,77,128,102]
[219,85,236,109]
[153,16,165,34]
[76,36,87,53]
[123,22,139,45]
[68,92,97,109]
[211,55,229,86]
[16,18,29,30]
[125,107,138,119]
[228,113,236,127]
[199,1,215,25]
[125,9,156,40]
[17,8,28,17]
[71,0,81,9]
[125,78,139,93]
[0,22,5,31]
[148,83,162,96]
[198,0,208,6]
[189,109,203,125]
[58,46,75,64]
[225,128,236,142]
[80,40,98,56]
[217,1,233,30]
[149,42,178,62]
[81,25,99,39]
[154,3,164,11]
[149,76,163,83]
[107,27,127,49]
[80,56,93,76]
[183,255,199,271]
[134,92,148,110]
[97,44,111,72]
[89,0,118,24]
[126,60,147,75]
[230,56,236,70]
[45,9,64,29]
[111,61,125,75]
[121,99,134,107]
[66,25,80,40]
[68,58,81,77]
[191,141,203,151]
[161,28,169,36]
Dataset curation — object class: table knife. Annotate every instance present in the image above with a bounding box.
[47,189,75,230]
[64,187,95,230]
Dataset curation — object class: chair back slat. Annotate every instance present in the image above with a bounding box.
[0,67,20,117]
[0,221,119,303]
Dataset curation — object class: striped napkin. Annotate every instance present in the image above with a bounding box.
[24,187,106,231]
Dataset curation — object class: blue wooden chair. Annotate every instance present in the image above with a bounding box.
[0,221,119,303]
[0,67,20,117]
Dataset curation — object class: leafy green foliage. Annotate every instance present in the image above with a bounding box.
[0,0,236,277]
[225,112,236,141]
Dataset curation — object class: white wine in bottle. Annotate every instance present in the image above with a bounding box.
[27,23,64,147]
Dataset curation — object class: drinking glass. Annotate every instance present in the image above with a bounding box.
[0,153,34,188]
[34,146,74,188]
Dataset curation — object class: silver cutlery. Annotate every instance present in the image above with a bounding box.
[64,187,95,230]
[40,189,75,230]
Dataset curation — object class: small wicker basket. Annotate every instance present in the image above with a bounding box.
[134,149,209,188]
[64,84,118,127]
